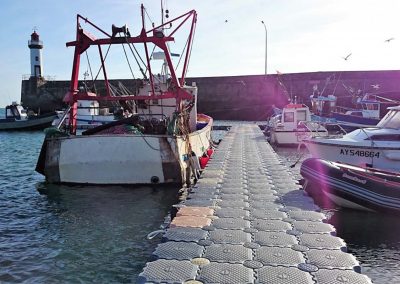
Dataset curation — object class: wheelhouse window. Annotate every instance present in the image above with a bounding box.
[296,110,307,122]
[284,112,294,122]
[377,109,400,129]
[362,103,379,110]
[349,111,362,117]
[366,134,400,141]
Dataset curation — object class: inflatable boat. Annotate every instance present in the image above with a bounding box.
[300,158,400,213]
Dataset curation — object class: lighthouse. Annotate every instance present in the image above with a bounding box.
[28,29,43,78]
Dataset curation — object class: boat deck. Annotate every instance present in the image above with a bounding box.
[138,124,372,284]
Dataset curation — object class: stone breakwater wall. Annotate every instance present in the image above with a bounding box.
[21,70,400,120]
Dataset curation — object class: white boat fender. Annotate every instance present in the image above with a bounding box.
[146,229,165,240]
[190,152,201,171]
[189,152,201,179]
[211,139,222,147]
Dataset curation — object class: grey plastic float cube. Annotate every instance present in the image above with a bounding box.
[153,241,204,260]
[251,219,292,232]
[203,244,252,263]
[198,262,254,283]
[257,266,314,284]
[209,229,251,245]
[254,231,298,247]
[163,227,208,242]
[212,217,251,230]
[255,247,306,266]
[299,233,346,251]
[137,259,198,284]
[314,268,372,284]
[306,249,360,271]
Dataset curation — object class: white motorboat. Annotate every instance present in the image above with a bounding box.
[0,102,57,131]
[36,5,213,185]
[303,106,400,171]
[265,103,329,146]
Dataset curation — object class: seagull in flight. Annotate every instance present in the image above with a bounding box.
[342,53,352,61]
[236,80,246,86]
[385,37,395,43]
[225,19,228,23]
[371,84,380,89]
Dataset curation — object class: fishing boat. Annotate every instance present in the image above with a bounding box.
[35,5,213,185]
[0,102,57,131]
[303,106,400,172]
[264,103,329,146]
[310,93,337,117]
[311,93,399,132]
[52,99,117,129]
[330,94,384,130]
[301,158,400,213]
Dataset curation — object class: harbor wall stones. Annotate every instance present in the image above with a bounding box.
[21,70,400,120]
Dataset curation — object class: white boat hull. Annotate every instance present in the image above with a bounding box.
[0,113,57,131]
[267,103,328,146]
[37,115,212,185]
[324,192,375,212]
[304,140,400,171]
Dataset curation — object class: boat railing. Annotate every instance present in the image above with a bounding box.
[359,127,377,148]
[324,122,347,137]
[296,121,323,141]
[55,106,71,129]
[300,121,346,138]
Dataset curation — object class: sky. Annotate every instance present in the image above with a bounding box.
[1,0,400,107]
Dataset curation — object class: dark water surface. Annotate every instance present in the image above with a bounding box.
[0,129,179,283]
[275,146,400,284]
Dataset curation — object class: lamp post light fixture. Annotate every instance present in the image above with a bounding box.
[261,20,267,75]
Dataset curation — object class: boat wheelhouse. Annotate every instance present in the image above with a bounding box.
[265,103,328,146]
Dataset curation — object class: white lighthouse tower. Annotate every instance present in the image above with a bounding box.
[28,29,44,78]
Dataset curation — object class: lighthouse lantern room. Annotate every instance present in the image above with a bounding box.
[28,29,44,78]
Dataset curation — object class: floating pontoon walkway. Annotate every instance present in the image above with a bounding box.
[138,124,372,284]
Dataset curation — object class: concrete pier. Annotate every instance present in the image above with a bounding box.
[138,124,372,284]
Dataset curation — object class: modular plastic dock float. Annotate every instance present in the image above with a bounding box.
[138,124,372,284]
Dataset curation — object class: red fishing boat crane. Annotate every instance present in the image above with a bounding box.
[64,4,197,134]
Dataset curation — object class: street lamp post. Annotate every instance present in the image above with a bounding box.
[261,21,267,75]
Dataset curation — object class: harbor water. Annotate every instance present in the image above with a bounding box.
[0,116,399,283]
[0,113,180,283]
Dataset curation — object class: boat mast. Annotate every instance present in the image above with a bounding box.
[141,4,156,97]
[67,15,83,135]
